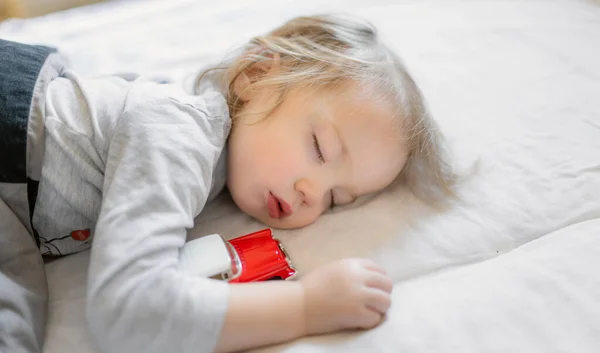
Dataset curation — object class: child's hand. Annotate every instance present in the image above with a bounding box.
[300,258,393,335]
[215,258,392,352]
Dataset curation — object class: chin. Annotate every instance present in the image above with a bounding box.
[261,216,317,230]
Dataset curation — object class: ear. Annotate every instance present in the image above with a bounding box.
[233,53,280,102]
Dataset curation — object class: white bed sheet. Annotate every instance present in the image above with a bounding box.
[1,0,599,352]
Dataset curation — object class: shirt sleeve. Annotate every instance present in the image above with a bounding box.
[85,96,230,353]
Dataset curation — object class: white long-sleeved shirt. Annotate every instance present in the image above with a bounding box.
[34,68,232,353]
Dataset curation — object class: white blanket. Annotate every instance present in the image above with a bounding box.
[1,0,599,352]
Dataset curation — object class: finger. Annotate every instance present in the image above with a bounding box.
[357,259,388,275]
[365,272,394,293]
[364,288,392,314]
[356,307,384,329]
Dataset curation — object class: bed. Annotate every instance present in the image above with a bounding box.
[1,0,599,352]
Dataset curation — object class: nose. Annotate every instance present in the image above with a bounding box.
[294,178,326,207]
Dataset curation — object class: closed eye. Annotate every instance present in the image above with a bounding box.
[312,133,325,163]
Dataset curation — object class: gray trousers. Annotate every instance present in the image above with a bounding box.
[0,38,59,353]
[0,198,48,353]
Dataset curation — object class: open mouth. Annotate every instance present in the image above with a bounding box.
[268,192,291,219]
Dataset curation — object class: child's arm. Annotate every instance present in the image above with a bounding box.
[86,100,233,353]
[215,281,306,352]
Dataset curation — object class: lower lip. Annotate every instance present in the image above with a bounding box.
[267,193,281,219]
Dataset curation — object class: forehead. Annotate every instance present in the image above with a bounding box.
[318,84,408,194]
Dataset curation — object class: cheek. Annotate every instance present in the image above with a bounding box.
[253,130,305,177]
[260,144,299,183]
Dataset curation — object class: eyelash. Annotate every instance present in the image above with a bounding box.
[312,133,325,163]
[312,133,335,208]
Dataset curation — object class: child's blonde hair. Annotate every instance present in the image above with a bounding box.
[196,14,456,204]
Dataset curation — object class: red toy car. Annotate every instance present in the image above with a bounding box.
[180,228,296,283]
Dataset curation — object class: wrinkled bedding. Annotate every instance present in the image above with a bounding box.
[0,0,599,352]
